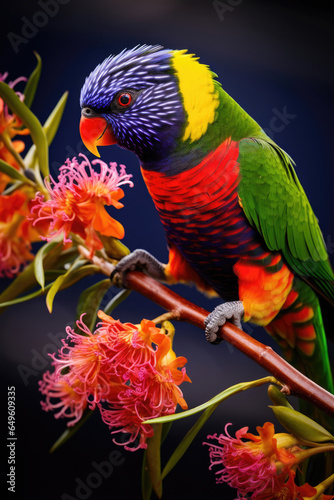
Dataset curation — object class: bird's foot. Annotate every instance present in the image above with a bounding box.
[110,249,166,287]
[204,301,244,344]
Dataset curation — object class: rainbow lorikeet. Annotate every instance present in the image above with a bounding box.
[79,45,334,397]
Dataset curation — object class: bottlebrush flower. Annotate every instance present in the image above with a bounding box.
[30,154,133,254]
[49,314,122,405]
[204,422,302,498]
[40,312,190,451]
[99,361,190,451]
[98,313,191,450]
[39,370,88,426]
[204,422,334,499]
[94,311,168,376]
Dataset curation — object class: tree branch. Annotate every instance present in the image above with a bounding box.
[78,246,334,418]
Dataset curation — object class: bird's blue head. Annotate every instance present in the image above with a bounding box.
[80,45,185,162]
[80,45,220,167]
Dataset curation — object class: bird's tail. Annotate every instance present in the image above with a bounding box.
[265,277,333,427]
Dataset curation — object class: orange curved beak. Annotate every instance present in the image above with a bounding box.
[79,116,117,157]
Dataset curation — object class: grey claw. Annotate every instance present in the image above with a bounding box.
[110,249,166,288]
[204,301,244,344]
[110,268,128,288]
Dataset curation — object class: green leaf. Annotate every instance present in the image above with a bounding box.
[97,234,130,260]
[0,261,39,312]
[161,379,280,480]
[141,422,172,500]
[267,384,293,409]
[24,91,68,169]
[0,262,98,312]
[161,421,173,445]
[1,181,24,195]
[57,264,100,289]
[0,159,35,185]
[162,400,220,480]
[0,281,53,307]
[34,239,63,290]
[76,279,110,332]
[51,246,80,270]
[141,451,153,500]
[144,376,278,425]
[145,424,163,499]
[46,259,88,313]
[43,91,68,145]
[103,289,132,315]
[0,132,25,170]
[0,81,48,177]
[44,264,100,313]
[271,406,334,443]
[44,270,66,280]
[0,264,94,310]
[141,377,278,482]
[23,52,42,109]
[0,245,75,314]
[50,408,94,453]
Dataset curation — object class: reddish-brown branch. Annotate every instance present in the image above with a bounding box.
[78,247,334,417]
[126,271,334,417]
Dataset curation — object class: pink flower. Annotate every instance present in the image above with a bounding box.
[96,311,190,450]
[30,154,133,253]
[40,312,191,451]
[49,314,122,405]
[39,370,88,426]
[204,422,300,499]
[99,355,190,451]
[205,422,334,499]
[94,312,167,376]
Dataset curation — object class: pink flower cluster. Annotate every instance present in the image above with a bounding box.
[204,423,334,499]
[39,311,191,451]
[30,154,133,254]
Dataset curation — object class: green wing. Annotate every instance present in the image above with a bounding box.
[238,136,334,305]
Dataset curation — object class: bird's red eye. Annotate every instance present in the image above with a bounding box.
[118,93,132,107]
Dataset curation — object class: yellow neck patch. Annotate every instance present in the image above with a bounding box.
[171,50,220,142]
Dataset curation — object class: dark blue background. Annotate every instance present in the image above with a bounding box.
[1,1,333,499]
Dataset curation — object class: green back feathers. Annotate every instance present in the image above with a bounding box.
[238,137,334,305]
